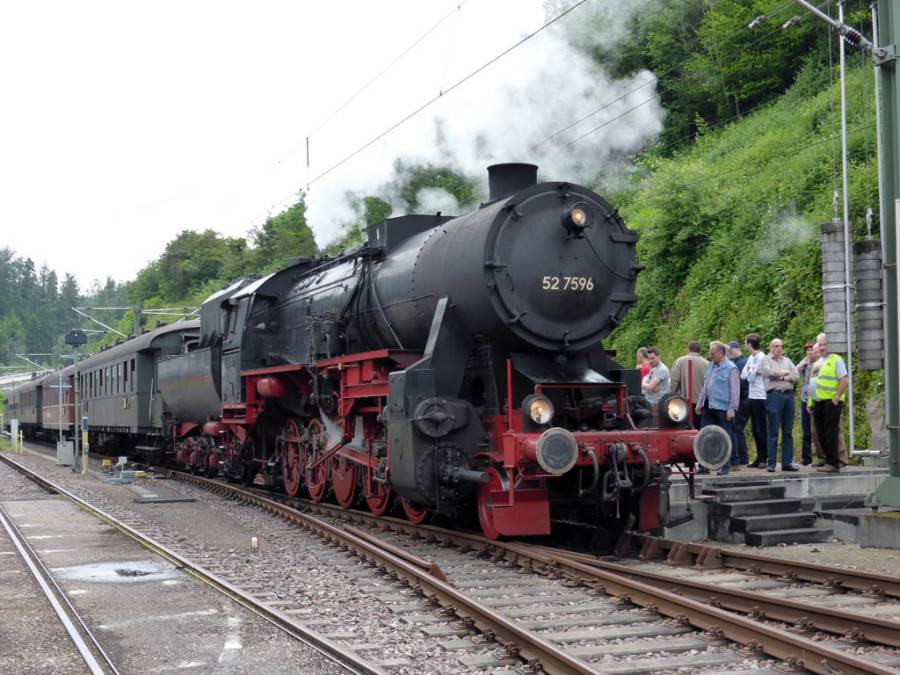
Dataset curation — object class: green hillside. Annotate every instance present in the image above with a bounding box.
[607,64,880,446]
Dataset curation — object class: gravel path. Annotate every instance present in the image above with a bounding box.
[4,448,523,673]
[719,540,900,576]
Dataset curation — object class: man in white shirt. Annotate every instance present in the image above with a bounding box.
[641,347,670,421]
[740,334,768,468]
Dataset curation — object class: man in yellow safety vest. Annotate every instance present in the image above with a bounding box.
[810,333,849,473]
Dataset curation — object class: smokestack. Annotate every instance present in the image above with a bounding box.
[488,163,538,202]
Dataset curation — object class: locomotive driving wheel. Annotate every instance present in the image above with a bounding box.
[205,438,221,478]
[477,467,507,540]
[302,418,329,502]
[364,481,391,515]
[400,498,429,524]
[331,454,357,508]
[280,417,304,497]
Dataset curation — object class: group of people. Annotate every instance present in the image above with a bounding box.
[636,333,849,476]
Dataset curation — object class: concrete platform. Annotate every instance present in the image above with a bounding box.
[857,510,900,549]
[0,496,343,673]
[0,452,347,674]
[665,464,888,543]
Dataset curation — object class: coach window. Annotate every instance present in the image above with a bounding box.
[130,359,135,392]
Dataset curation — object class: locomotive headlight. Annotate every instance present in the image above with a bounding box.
[563,202,593,231]
[528,396,554,425]
[571,207,588,227]
[664,396,689,424]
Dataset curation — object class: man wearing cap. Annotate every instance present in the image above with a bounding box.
[727,341,750,464]
[669,341,708,430]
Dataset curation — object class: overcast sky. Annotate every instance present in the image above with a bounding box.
[0,1,661,290]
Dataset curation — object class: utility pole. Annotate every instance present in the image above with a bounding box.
[64,330,88,475]
[790,0,899,506]
[866,0,900,507]
[837,0,857,453]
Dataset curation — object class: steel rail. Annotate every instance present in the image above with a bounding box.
[170,471,597,675]
[0,454,379,675]
[0,501,114,675]
[167,473,897,675]
[548,547,900,648]
[528,548,896,675]
[619,533,900,597]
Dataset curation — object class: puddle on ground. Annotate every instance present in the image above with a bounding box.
[50,560,182,583]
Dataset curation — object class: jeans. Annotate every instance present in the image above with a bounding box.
[800,401,812,463]
[765,392,795,468]
[748,398,768,462]
[701,405,739,468]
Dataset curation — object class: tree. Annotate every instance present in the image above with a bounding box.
[249,196,317,272]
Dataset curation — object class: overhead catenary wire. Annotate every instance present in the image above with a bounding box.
[307,1,471,140]
[536,0,811,149]
[254,0,825,230]
[304,0,591,189]
[258,0,798,228]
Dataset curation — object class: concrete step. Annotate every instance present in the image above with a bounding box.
[702,485,786,502]
[745,527,834,547]
[711,498,802,517]
[814,494,868,510]
[731,513,816,533]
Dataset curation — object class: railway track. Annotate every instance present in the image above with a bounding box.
[163,469,900,674]
[0,463,117,674]
[0,452,377,675]
[8,445,900,674]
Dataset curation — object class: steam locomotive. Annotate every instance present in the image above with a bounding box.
[7,164,728,539]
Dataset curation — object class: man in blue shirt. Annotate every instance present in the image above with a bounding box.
[696,341,740,475]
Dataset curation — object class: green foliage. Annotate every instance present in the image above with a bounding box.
[383,159,480,214]
[129,195,316,313]
[327,160,482,253]
[249,196,317,272]
[325,195,393,255]
[612,0,827,152]
[608,64,879,446]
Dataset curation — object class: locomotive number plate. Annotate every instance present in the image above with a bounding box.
[541,276,594,291]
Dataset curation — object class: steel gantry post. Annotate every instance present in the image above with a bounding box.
[867,0,900,507]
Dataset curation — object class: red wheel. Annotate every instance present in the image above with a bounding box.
[303,419,328,502]
[281,418,303,497]
[206,451,220,478]
[401,498,428,524]
[364,481,392,515]
[331,454,357,508]
[477,467,506,540]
